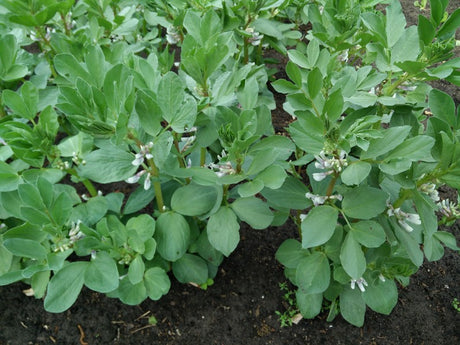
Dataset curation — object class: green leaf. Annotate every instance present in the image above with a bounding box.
[340,286,366,327]
[324,89,344,122]
[84,252,119,293]
[123,186,155,215]
[170,97,197,133]
[392,220,424,267]
[261,176,311,210]
[296,252,331,294]
[172,253,208,285]
[257,165,287,189]
[135,90,163,137]
[238,76,259,110]
[340,233,366,280]
[342,185,388,220]
[287,49,311,69]
[289,114,325,155]
[50,192,73,226]
[438,8,460,39]
[385,0,406,47]
[271,79,299,93]
[307,68,322,99]
[424,235,444,261]
[341,162,372,186]
[363,279,398,315]
[231,197,274,229]
[117,277,147,305]
[3,238,47,260]
[44,262,88,313]
[171,184,218,216]
[155,212,190,262]
[429,89,456,128]
[360,126,411,159]
[144,267,170,300]
[301,206,338,249]
[391,26,420,63]
[79,146,138,183]
[418,15,436,46]
[126,214,156,241]
[306,39,320,67]
[151,131,173,169]
[72,196,108,226]
[275,239,306,269]
[296,291,323,319]
[350,221,386,248]
[128,255,145,285]
[207,206,240,257]
[54,54,92,85]
[158,72,184,123]
[385,136,434,161]
[0,243,13,275]
[2,82,38,120]
[0,161,20,192]
[434,231,460,251]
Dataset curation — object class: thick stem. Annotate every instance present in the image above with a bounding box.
[68,168,98,197]
[147,159,165,213]
[200,147,206,167]
[325,174,339,197]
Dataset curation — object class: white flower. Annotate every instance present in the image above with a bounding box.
[166,26,181,44]
[387,202,421,232]
[312,150,348,181]
[350,277,368,292]
[245,27,264,46]
[208,161,235,177]
[132,153,144,166]
[125,170,145,184]
[0,137,7,145]
[312,171,330,181]
[306,192,328,206]
[379,274,386,282]
[419,183,440,202]
[437,199,460,218]
[132,142,154,166]
[143,172,152,190]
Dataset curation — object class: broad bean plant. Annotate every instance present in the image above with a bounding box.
[0,0,458,327]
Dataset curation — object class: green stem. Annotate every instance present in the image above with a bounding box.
[393,189,411,209]
[200,147,206,167]
[67,168,98,197]
[325,174,339,197]
[147,159,165,213]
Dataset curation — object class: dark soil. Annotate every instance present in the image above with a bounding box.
[1,1,460,344]
[0,220,459,345]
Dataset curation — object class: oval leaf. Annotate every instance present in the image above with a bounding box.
[155,212,190,262]
[44,262,88,313]
[301,206,338,249]
[296,252,331,294]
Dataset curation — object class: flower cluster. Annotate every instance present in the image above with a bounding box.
[126,142,153,190]
[437,199,460,218]
[245,27,264,46]
[305,192,342,207]
[53,220,84,252]
[166,26,181,44]
[208,161,236,178]
[418,183,440,202]
[312,150,348,182]
[72,151,86,166]
[350,277,368,292]
[386,202,421,232]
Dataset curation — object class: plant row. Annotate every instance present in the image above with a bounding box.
[0,0,459,327]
